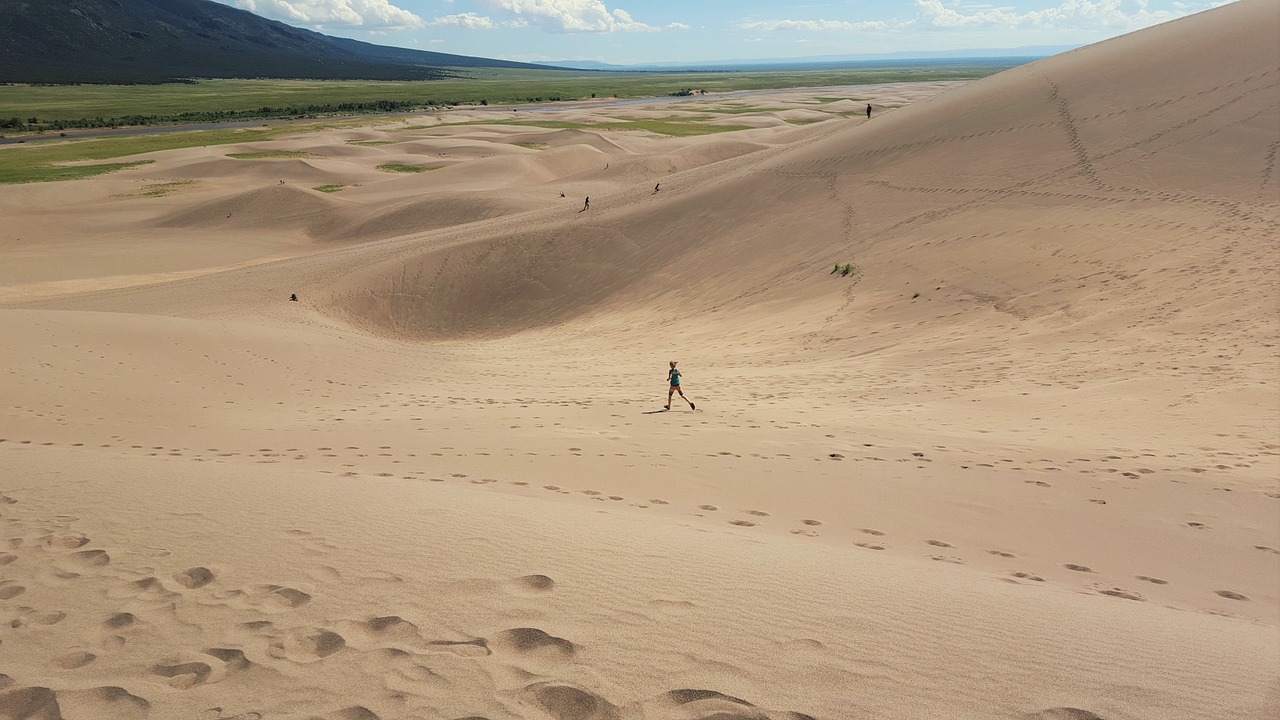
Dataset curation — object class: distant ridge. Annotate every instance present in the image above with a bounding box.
[0,0,559,83]
[548,46,1078,71]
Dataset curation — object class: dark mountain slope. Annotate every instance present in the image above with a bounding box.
[0,0,555,83]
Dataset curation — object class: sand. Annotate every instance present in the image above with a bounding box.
[1,1,1277,718]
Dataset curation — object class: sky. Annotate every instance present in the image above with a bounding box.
[215,0,1228,64]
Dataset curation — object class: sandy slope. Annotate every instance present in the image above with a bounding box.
[1,2,1278,718]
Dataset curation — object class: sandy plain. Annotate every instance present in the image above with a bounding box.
[1,2,1278,719]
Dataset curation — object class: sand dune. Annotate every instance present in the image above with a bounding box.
[1,2,1277,718]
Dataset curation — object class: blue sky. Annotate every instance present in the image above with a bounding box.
[218,1,1225,64]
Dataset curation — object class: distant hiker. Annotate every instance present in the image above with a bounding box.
[289,293,298,302]
[583,196,590,211]
[654,183,660,193]
[560,192,566,198]
[666,361,695,411]
[866,103,873,119]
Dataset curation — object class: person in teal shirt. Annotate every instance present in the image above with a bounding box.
[666,361,696,411]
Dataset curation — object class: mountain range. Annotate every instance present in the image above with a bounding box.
[0,0,556,84]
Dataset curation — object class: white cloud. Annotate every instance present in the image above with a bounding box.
[478,0,666,32]
[735,18,889,32]
[664,22,691,31]
[912,0,1186,30]
[234,0,424,29]
[426,12,496,29]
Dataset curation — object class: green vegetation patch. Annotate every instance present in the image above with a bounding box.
[227,150,317,159]
[346,139,396,146]
[377,163,438,173]
[701,106,787,115]
[139,179,194,197]
[1,159,153,184]
[0,125,304,184]
[512,141,549,150]
[785,118,828,126]
[444,115,751,138]
[312,184,346,192]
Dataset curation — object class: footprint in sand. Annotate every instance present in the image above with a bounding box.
[104,612,137,629]
[53,651,96,669]
[174,567,216,589]
[926,539,953,548]
[523,682,614,719]
[268,628,346,663]
[490,628,576,660]
[1063,564,1094,573]
[860,528,885,536]
[241,585,311,611]
[1012,572,1045,582]
[1215,590,1249,601]
[510,575,555,593]
[987,550,1016,558]
[1097,587,1145,601]
[855,542,886,550]
[729,520,757,527]
[40,533,90,550]
[1025,708,1106,719]
[802,519,822,526]
[152,661,213,689]
[649,499,669,505]
[698,505,718,511]
[0,582,27,600]
[1135,575,1168,584]
[58,549,109,569]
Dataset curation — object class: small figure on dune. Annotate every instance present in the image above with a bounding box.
[289,293,298,302]
[582,196,590,212]
[654,182,660,193]
[866,103,873,119]
[560,192,566,198]
[665,361,695,411]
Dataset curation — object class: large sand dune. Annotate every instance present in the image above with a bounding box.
[1,1,1277,718]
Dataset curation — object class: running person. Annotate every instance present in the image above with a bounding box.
[666,361,695,411]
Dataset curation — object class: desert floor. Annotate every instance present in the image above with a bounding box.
[1,3,1278,719]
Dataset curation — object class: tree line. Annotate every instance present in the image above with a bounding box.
[2,98,476,133]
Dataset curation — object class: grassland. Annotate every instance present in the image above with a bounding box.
[435,116,756,137]
[377,164,436,173]
[1,64,1013,128]
[0,126,279,183]
[227,151,317,159]
[313,184,346,193]
[0,120,391,184]
[137,180,194,197]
